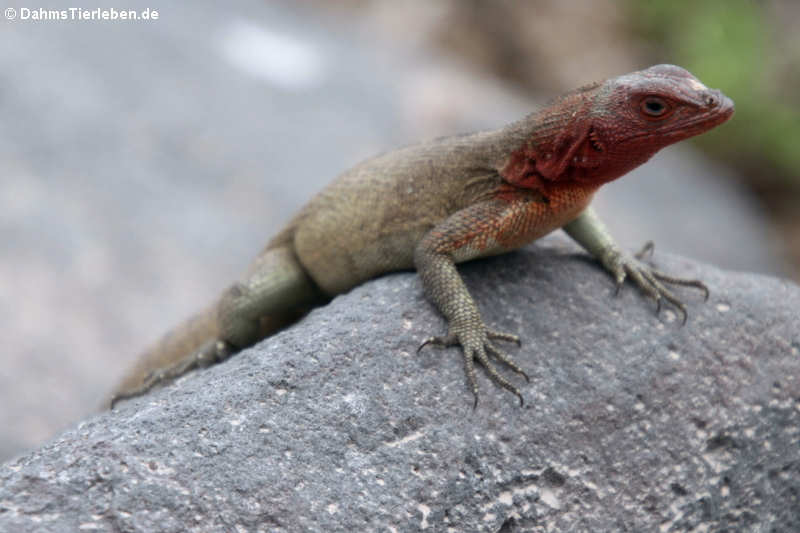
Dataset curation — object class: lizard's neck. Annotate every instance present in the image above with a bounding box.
[472,108,589,195]
[480,104,590,174]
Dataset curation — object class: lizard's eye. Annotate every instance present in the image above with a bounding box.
[640,96,671,118]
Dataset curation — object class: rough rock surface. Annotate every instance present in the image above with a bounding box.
[2,238,799,532]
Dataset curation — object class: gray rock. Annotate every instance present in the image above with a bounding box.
[2,238,799,532]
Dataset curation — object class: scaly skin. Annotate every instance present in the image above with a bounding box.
[111,65,734,408]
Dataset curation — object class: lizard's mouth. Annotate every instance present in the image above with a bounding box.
[664,92,735,136]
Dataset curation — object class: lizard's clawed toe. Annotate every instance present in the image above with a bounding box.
[486,329,522,346]
[634,240,655,260]
[421,325,528,407]
[417,333,457,353]
[609,241,709,325]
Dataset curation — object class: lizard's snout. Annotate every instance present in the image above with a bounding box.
[705,89,734,119]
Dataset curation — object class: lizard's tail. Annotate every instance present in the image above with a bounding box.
[108,244,322,407]
[110,304,220,402]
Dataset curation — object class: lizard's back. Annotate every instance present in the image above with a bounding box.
[280,132,506,295]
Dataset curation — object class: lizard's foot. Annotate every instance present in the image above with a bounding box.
[110,340,233,409]
[601,241,709,325]
[418,328,528,408]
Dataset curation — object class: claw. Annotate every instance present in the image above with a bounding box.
[417,334,456,353]
[635,241,655,260]
[417,337,436,353]
[673,301,688,326]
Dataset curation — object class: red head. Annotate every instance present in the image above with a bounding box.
[501,64,734,191]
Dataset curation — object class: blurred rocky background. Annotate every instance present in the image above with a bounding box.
[0,0,797,461]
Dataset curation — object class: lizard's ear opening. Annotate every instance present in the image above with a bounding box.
[536,122,605,179]
[588,126,605,152]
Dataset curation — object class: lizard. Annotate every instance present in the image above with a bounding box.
[110,64,734,409]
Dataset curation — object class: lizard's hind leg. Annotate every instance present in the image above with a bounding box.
[109,245,322,408]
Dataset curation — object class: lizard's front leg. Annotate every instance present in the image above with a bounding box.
[563,207,709,323]
[415,199,534,407]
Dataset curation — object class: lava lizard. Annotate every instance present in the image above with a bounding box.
[110,64,734,408]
